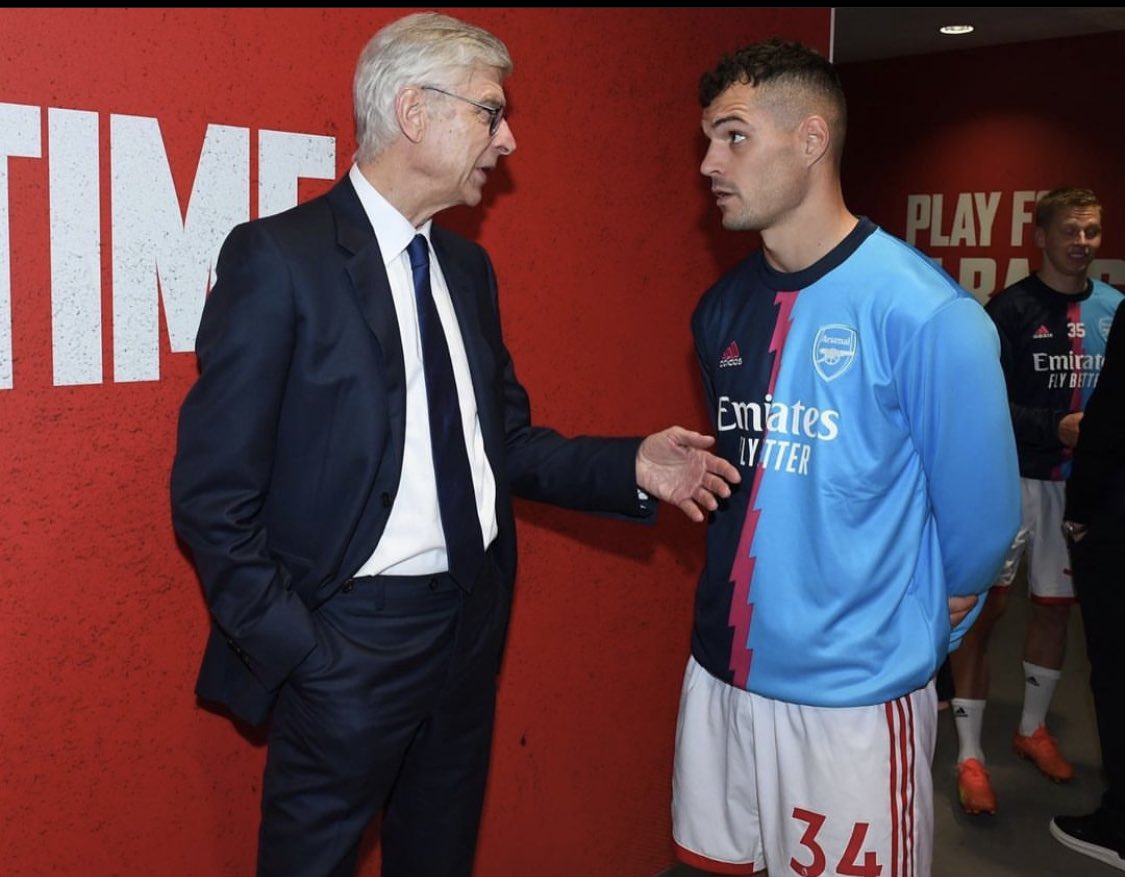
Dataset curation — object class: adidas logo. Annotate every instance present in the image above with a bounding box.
[953,707,969,718]
[719,341,743,368]
[1026,676,1040,686]
[1033,324,1053,339]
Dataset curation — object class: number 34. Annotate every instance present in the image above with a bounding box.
[789,807,883,877]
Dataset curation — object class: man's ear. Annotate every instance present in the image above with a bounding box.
[800,114,830,166]
[1033,224,1047,250]
[397,86,426,143]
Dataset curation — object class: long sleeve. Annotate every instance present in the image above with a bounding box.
[170,221,317,692]
[896,297,1022,645]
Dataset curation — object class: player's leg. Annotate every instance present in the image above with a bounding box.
[1013,480,1075,783]
[948,479,1034,813]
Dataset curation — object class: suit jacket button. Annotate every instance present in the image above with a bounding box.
[381,491,393,508]
[342,579,355,593]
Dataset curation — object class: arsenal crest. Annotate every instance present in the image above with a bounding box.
[813,324,858,382]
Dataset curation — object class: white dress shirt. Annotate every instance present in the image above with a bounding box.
[348,165,498,577]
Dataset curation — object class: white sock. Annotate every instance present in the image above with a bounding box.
[951,698,987,765]
[1019,661,1061,736]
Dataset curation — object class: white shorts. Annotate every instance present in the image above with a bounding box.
[672,656,936,876]
[995,478,1074,602]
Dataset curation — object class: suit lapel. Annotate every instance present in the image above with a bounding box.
[325,179,500,491]
[326,179,407,465]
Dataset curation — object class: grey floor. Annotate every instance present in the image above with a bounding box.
[660,580,1116,876]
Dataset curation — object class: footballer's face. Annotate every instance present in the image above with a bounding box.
[700,81,809,233]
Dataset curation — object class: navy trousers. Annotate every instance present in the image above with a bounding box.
[256,552,509,877]
[1070,514,1125,816]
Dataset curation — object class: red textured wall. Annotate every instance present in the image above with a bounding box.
[0,8,829,876]
[839,31,1125,300]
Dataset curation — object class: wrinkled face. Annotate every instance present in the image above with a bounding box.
[1036,206,1102,281]
[422,65,516,212]
[700,81,807,232]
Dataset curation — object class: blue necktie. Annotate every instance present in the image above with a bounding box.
[407,234,485,590]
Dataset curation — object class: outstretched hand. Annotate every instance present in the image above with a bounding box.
[635,426,741,522]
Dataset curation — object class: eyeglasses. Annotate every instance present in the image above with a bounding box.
[421,86,505,137]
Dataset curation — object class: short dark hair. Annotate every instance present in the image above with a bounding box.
[698,37,846,145]
[1034,187,1102,229]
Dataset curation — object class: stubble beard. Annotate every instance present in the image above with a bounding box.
[718,195,762,232]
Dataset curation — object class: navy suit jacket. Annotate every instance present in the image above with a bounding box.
[171,176,651,726]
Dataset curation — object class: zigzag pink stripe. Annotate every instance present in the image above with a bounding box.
[727,290,797,687]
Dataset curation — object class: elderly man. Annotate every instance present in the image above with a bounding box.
[171,12,737,877]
